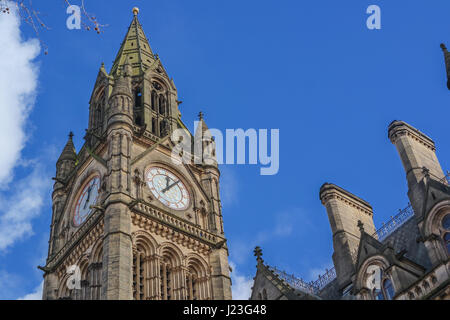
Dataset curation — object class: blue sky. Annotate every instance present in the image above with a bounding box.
[1,0,450,299]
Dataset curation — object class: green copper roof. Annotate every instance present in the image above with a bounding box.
[110,10,155,77]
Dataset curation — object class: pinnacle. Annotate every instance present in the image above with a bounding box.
[58,132,77,163]
[110,10,155,77]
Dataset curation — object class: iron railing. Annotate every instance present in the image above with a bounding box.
[270,266,336,295]
[310,267,337,290]
[440,171,450,185]
[269,170,450,296]
[270,267,317,294]
[373,170,449,242]
[373,203,415,242]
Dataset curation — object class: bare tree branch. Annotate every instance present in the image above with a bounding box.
[0,0,106,55]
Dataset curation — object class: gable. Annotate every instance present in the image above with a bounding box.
[56,157,107,240]
[422,178,450,223]
[130,141,212,223]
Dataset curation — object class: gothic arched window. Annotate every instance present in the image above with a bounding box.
[134,88,143,126]
[372,275,394,300]
[365,265,395,300]
[134,88,142,108]
[383,279,395,300]
[152,118,157,135]
[262,289,268,300]
[160,258,173,300]
[442,214,450,254]
[160,120,168,137]
[444,233,450,254]
[159,95,166,115]
[374,288,384,300]
[95,106,102,129]
[151,90,157,111]
[133,248,146,300]
[186,268,198,300]
[186,257,210,300]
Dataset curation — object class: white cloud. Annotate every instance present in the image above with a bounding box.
[0,269,23,299]
[0,2,40,188]
[0,161,51,251]
[230,261,253,300]
[17,281,43,300]
[0,2,49,252]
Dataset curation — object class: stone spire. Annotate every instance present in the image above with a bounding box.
[110,8,155,77]
[57,132,76,164]
[440,43,450,90]
[194,112,218,166]
[55,132,77,183]
[254,246,264,264]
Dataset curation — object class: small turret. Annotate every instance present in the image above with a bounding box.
[55,132,77,184]
[108,60,133,129]
[388,120,445,218]
[49,132,77,263]
[320,183,375,289]
[194,111,218,167]
[194,112,223,234]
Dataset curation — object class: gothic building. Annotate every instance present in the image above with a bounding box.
[39,8,232,300]
[251,119,450,300]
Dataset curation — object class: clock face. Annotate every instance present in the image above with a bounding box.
[146,167,190,210]
[73,176,101,227]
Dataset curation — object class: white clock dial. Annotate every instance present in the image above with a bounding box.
[146,167,190,210]
[73,176,100,227]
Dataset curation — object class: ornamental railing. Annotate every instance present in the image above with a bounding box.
[270,266,337,295]
[268,170,450,296]
[440,171,450,185]
[311,267,337,290]
[373,203,415,242]
[270,267,317,295]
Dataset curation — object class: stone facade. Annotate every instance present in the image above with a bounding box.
[251,120,450,300]
[40,9,232,300]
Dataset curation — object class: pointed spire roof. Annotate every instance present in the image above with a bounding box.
[57,132,77,163]
[194,112,218,166]
[110,8,156,77]
[194,111,213,143]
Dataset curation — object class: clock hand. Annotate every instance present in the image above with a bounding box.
[83,185,93,210]
[162,180,180,193]
[165,176,170,188]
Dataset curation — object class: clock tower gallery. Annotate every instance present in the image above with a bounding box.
[40,8,232,300]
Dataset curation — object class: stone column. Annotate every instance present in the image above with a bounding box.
[320,183,375,289]
[209,247,232,300]
[388,120,445,218]
[101,62,134,300]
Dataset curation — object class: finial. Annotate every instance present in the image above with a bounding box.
[132,7,139,16]
[198,111,204,120]
[68,131,74,140]
[357,220,365,234]
[254,246,263,263]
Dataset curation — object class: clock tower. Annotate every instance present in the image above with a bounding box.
[40,8,232,300]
